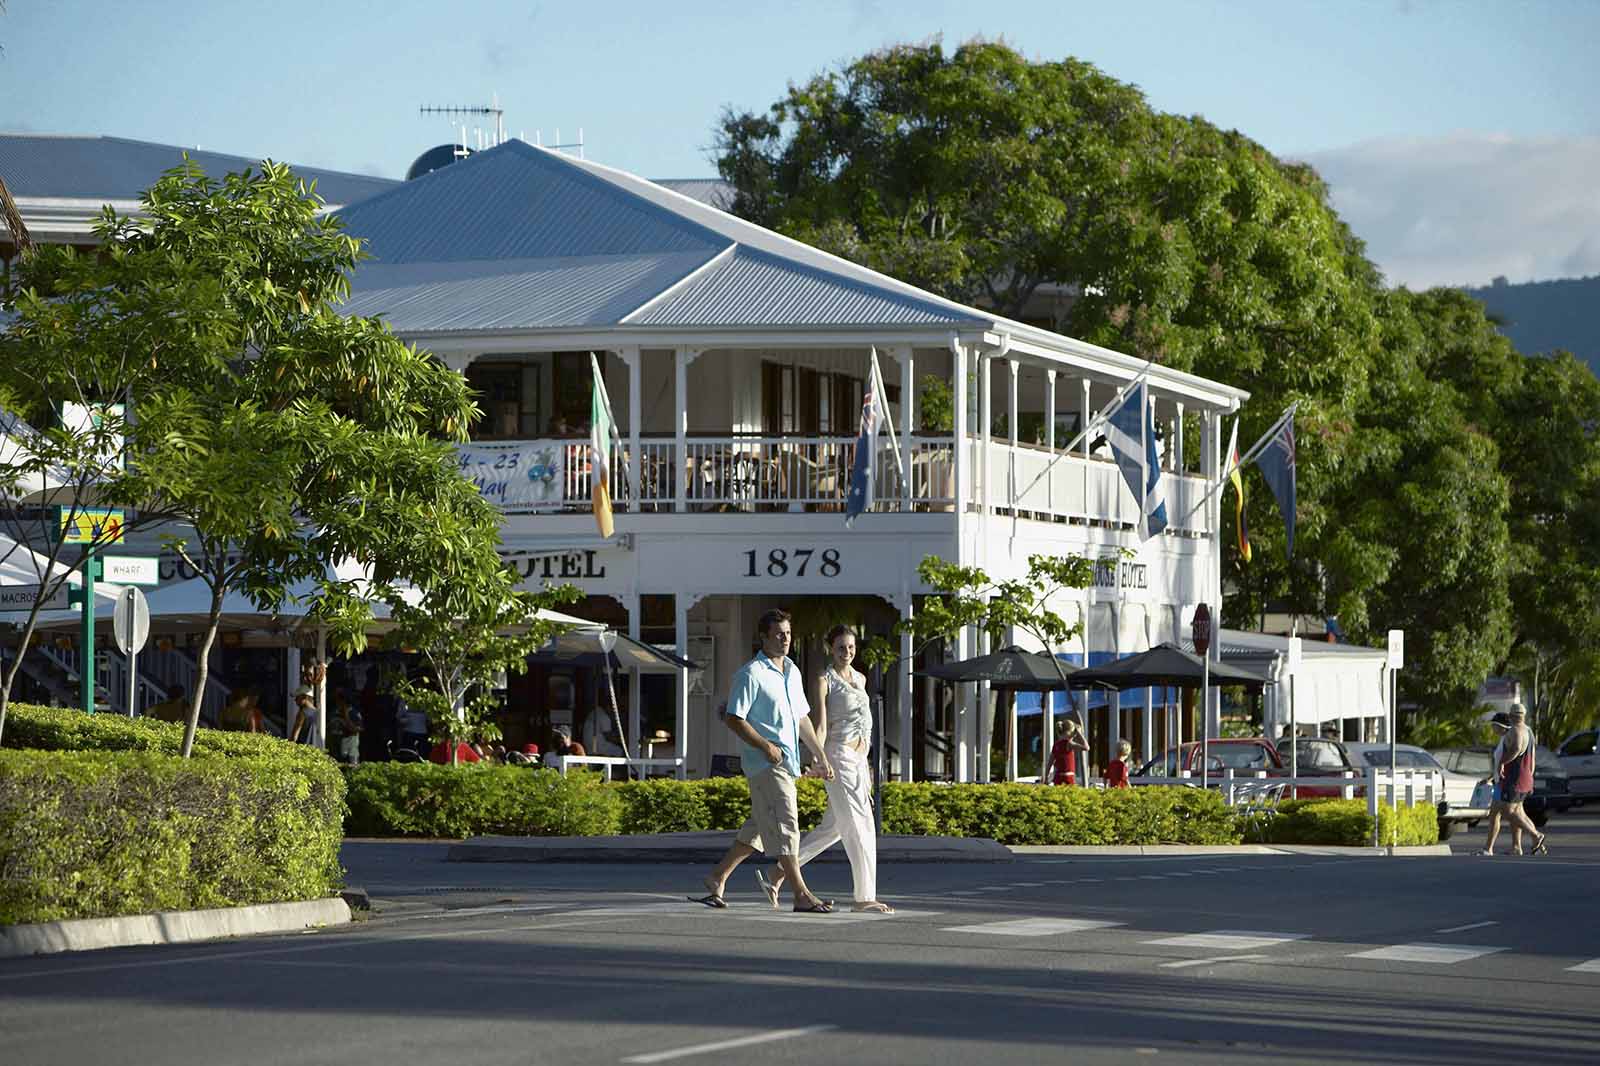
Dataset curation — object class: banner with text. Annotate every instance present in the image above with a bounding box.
[456,441,568,511]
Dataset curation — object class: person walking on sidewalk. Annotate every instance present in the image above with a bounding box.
[760,624,894,914]
[1481,704,1548,856]
[691,609,836,913]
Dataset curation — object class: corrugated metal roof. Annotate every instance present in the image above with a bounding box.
[627,246,977,327]
[341,251,716,333]
[651,178,734,210]
[0,133,397,206]
[337,140,727,264]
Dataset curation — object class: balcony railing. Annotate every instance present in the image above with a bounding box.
[458,435,1209,534]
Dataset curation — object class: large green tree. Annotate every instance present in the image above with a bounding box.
[1,160,495,755]
[713,40,1552,718]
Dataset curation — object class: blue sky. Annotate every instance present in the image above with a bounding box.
[4,0,1598,288]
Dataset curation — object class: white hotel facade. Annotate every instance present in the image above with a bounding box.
[332,140,1249,783]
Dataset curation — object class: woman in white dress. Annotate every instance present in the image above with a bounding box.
[758,624,893,913]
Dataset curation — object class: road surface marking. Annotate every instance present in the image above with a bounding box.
[1159,954,1270,969]
[1010,882,1047,887]
[1145,930,1310,951]
[950,890,983,895]
[1349,943,1507,964]
[1568,958,1600,973]
[621,1024,836,1063]
[1138,876,1168,881]
[732,908,938,924]
[1435,920,1498,934]
[941,918,1123,936]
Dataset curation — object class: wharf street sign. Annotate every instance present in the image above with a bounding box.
[101,555,160,586]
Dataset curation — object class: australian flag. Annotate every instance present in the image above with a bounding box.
[1257,413,1297,559]
[1105,381,1168,540]
[844,378,880,528]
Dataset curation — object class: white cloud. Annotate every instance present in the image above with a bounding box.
[1300,133,1600,289]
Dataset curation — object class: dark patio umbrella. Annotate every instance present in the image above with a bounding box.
[917,645,1075,690]
[1066,642,1271,690]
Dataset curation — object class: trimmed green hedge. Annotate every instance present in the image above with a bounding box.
[344,763,625,838]
[1248,799,1440,847]
[343,767,1240,846]
[883,782,1241,845]
[0,703,345,926]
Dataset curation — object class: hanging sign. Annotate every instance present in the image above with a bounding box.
[58,508,125,545]
[455,441,568,511]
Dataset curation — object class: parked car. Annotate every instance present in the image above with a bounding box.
[1432,745,1575,826]
[1133,738,1352,798]
[1346,742,1480,839]
[1555,728,1600,802]
[1134,738,1282,780]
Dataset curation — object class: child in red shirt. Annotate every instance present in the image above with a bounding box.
[1103,739,1133,789]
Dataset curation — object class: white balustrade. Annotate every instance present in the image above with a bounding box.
[455,435,1206,531]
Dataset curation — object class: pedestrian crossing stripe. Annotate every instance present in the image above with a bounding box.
[1145,930,1309,951]
[1565,958,1600,973]
[941,918,1124,936]
[1349,943,1507,965]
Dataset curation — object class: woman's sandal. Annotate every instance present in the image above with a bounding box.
[754,869,781,910]
[793,898,835,914]
[852,901,895,914]
[1532,834,1549,856]
[687,893,727,909]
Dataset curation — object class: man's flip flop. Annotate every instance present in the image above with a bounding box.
[687,894,727,909]
[793,899,834,914]
[755,869,780,910]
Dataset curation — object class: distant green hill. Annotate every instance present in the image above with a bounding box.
[1463,275,1600,371]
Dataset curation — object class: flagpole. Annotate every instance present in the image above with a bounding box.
[589,351,633,500]
[1013,359,1157,500]
[869,348,905,485]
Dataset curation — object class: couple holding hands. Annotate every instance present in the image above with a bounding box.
[691,609,893,915]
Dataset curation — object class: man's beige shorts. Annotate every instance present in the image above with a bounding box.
[736,765,800,858]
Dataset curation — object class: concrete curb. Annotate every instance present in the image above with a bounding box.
[0,897,352,960]
[448,832,1013,864]
[1010,844,1455,857]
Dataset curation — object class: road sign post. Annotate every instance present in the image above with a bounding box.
[114,586,150,718]
[65,551,103,714]
[1192,604,1212,788]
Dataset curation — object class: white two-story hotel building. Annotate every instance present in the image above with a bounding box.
[331,139,1249,783]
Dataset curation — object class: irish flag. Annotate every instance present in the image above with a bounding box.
[589,352,616,539]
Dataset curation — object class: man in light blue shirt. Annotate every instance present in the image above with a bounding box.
[691,608,835,913]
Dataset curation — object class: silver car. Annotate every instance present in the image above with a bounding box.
[1347,742,1487,839]
[1556,729,1600,801]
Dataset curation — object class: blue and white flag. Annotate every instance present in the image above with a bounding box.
[1105,380,1169,540]
[844,365,882,529]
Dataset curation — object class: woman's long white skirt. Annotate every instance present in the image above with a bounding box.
[796,747,877,903]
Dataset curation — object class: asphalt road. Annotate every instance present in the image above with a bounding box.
[4,810,1598,1066]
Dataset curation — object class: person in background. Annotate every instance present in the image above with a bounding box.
[1103,738,1133,788]
[219,687,264,733]
[543,725,587,767]
[395,690,429,757]
[428,738,482,764]
[1481,704,1548,856]
[330,689,362,764]
[1048,716,1089,785]
[145,685,188,723]
[287,686,317,744]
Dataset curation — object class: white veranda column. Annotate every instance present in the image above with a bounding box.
[898,592,915,782]
[674,593,691,779]
[895,346,915,511]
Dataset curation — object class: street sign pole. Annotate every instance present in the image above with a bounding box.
[1193,604,1212,789]
[79,550,100,714]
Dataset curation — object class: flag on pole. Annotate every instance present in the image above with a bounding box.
[1255,411,1296,559]
[1105,381,1168,540]
[589,352,616,539]
[1227,416,1251,563]
[844,353,886,528]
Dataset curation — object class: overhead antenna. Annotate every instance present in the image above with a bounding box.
[418,95,507,147]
